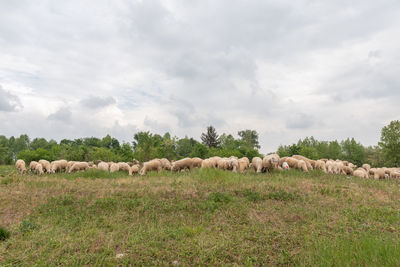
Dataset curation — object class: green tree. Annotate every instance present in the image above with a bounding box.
[176,137,198,158]
[201,126,220,148]
[238,130,260,149]
[190,143,209,158]
[379,120,400,166]
[341,138,366,166]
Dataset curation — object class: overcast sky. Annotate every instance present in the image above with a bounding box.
[0,0,399,153]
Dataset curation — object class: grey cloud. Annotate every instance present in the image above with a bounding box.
[286,113,315,129]
[0,85,22,112]
[143,116,171,133]
[47,107,72,122]
[80,96,116,109]
[1,1,400,152]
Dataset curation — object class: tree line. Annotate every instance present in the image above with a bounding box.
[0,127,261,165]
[0,121,399,167]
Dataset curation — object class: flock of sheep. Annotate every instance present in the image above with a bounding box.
[13,154,400,180]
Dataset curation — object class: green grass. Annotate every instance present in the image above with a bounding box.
[1,165,400,266]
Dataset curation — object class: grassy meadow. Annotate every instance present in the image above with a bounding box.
[1,165,400,266]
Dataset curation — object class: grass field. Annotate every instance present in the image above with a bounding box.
[1,165,400,266]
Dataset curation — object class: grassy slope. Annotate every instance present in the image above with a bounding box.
[1,165,400,266]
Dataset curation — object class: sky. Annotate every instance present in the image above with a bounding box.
[0,0,399,153]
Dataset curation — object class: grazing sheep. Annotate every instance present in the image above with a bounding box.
[282,162,289,170]
[118,162,130,172]
[353,168,369,178]
[171,158,194,172]
[279,157,288,167]
[160,158,172,170]
[129,164,140,176]
[192,157,203,169]
[29,161,38,172]
[374,168,386,180]
[292,155,313,170]
[228,157,239,173]
[315,160,327,173]
[262,154,280,172]
[348,163,357,169]
[110,163,120,173]
[201,158,213,169]
[50,160,68,173]
[140,159,162,175]
[297,160,308,172]
[326,160,335,174]
[217,158,230,170]
[35,163,44,175]
[362,164,371,172]
[98,162,109,171]
[342,166,354,175]
[285,157,308,172]
[38,159,51,173]
[69,162,89,173]
[251,157,263,173]
[208,156,221,168]
[390,171,400,179]
[238,157,249,173]
[66,161,76,172]
[15,159,27,174]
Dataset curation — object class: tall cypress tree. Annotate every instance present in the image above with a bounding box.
[201,126,220,148]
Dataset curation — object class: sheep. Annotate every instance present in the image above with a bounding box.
[160,158,172,170]
[15,159,27,174]
[228,157,239,173]
[238,157,249,173]
[279,157,288,167]
[110,163,120,173]
[29,161,39,172]
[35,163,44,175]
[129,164,140,176]
[208,156,221,168]
[262,153,280,172]
[118,162,130,172]
[390,171,400,179]
[69,162,89,173]
[373,168,386,180]
[50,159,68,173]
[297,160,308,172]
[66,161,76,172]
[282,162,289,170]
[348,163,357,169]
[140,159,162,175]
[342,166,354,175]
[192,157,203,169]
[171,158,194,172]
[315,160,327,173]
[251,157,263,173]
[326,160,335,174]
[98,162,109,171]
[362,164,371,172]
[201,158,213,169]
[217,158,230,170]
[239,157,250,166]
[292,155,313,170]
[335,161,344,175]
[353,168,369,178]
[38,159,51,173]
[285,157,308,172]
